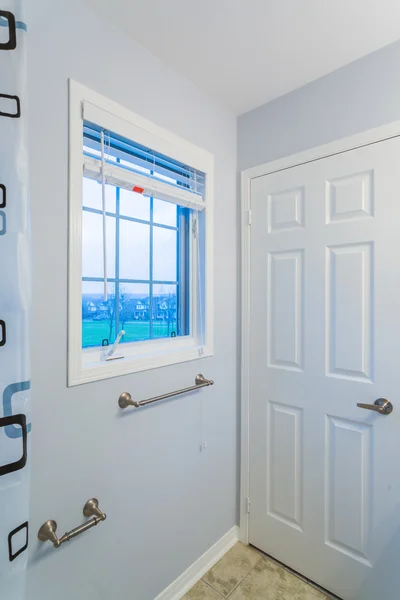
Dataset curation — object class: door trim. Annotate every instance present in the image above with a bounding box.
[239,119,400,544]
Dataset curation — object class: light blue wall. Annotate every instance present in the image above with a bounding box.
[26,2,237,600]
[238,39,400,170]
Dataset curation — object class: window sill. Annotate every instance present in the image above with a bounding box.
[68,344,213,386]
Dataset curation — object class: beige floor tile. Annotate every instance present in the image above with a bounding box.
[295,581,327,600]
[229,557,327,600]
[202,543,261,597]
[183,580,224,600]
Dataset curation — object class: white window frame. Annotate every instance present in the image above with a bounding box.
[68,80,214,386]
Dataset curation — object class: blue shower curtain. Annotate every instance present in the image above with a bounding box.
[0,2,30,599]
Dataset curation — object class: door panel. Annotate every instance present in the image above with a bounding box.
[325,415,372,565]
[327,243,373,381]
[268,250,304,370]
[267,400,303,531]
[249,136,400,600]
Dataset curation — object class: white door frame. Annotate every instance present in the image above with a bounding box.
[239,119,400,545]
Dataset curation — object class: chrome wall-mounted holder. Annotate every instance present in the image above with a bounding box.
[118,373,214,410]
[38,498,106,548]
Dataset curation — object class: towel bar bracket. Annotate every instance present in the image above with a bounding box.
[38,498,106,549]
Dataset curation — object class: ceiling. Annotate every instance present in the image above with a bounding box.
[89,0,400,115]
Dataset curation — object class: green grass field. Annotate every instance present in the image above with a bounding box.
[82,319,176,347]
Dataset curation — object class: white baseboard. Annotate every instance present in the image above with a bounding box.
[154,525,239,600]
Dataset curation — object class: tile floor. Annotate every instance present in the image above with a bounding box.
[183,543,331,600]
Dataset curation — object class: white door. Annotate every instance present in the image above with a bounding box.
[249,135,400,600]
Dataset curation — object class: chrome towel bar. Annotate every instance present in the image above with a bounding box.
[118,373,214,409]
[38,498,106,548]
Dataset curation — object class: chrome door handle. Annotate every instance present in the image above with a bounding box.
[357,398,393,415]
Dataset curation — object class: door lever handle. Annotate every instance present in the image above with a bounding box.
[357,398,393,415]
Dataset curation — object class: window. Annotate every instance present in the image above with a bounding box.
[82,129,191,349]
[68,81,214,385]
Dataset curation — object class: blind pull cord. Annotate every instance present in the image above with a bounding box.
[101,130,108,301]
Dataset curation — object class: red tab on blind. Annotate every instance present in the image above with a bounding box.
[132,185,145,194]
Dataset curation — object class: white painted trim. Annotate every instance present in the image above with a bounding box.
[68,80,214,386]
[242,120,400,181]
[239,120,400,544]
[239,169,251,545]
[68,79,85,387]
[73,346,213,387]
[154,526,239,600]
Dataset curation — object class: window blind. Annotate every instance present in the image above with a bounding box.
[83,122,206,210]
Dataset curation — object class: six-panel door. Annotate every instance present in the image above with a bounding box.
[249,136,400,600]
